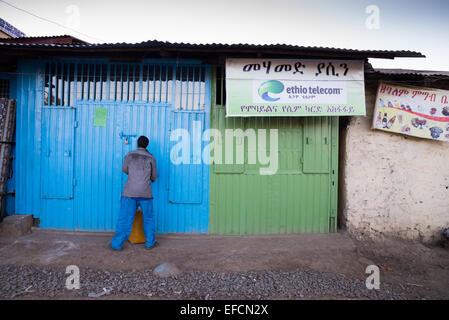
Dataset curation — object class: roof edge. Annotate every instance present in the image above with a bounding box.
[0,40,425,59]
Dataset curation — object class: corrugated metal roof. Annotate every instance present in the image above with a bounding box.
[0,34,87,44]
[0,17,25,38]
[373,68,449,77]
[0,39,425,59]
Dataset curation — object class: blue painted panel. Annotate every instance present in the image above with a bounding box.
[72,102,210,233]
[169,111,205,204]
[120,103,210,233]
[40,199,74,229]
[40,107,74,199]
[15,60,43,218]
[15,59,211,233]
[74,102,124,231]
[122,104,170,232]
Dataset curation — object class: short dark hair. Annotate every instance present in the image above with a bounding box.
[137,136,149,148]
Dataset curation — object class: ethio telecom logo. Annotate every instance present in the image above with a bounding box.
[258,80,285,102]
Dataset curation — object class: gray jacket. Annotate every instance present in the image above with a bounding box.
[121,148,158,198]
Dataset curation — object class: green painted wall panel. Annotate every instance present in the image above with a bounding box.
[303,117,331,173]
[209,68,338,234]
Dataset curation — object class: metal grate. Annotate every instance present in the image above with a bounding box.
[174,65,206,110]
[44,62,206,110]
[0,79,10,99]
[215,66,226,106]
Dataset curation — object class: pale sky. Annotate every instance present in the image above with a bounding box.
[1,0,448,71]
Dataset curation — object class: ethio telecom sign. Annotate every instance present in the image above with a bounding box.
[225,58,366,117]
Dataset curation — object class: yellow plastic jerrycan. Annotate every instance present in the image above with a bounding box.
[128,209,146,244]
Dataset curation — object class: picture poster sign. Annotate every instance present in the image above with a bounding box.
[225,58,366,117]
[372,82,449,142]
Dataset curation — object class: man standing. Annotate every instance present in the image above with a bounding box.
[111,136,158,250]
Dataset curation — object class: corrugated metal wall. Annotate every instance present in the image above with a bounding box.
[15,60,338,235]
[15,60,43,219]
[209,67,339,234]
[16,59,211,233]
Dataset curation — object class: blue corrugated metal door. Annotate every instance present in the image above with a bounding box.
[37,61,210,232]
[169,111,205,204]
[74,102,124,231]
[41,107,75,199]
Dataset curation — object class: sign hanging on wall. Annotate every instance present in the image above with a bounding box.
[225,58,366,117]
[372,82,449,142]
[93,107,108,127]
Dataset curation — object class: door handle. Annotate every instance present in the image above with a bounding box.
[119,132,137,139]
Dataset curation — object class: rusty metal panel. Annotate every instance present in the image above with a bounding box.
[0,98,16,221]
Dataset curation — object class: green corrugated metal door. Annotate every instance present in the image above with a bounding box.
[209,68,338,234]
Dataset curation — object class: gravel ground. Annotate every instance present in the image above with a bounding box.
[0,265,427,300]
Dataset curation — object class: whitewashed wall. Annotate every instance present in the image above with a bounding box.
[342,80,449,243]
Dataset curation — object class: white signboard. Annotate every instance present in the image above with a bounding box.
[226,58,365,117]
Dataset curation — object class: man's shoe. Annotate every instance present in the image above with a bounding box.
[145,241,159,250]
[110,244,123,251]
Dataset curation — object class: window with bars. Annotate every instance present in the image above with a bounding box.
[174,65,206,110]
[0,79,10,99]
[44,62,207,111]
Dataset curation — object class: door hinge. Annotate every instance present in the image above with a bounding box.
[330,208,335,217]
[74,120,78,128]
[73,178,77,187]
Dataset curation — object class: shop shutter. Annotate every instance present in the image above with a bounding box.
[303,117,331,173]
[41,107,75,199]
[168,111,204,204]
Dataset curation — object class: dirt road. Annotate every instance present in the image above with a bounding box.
[0,229,448,299]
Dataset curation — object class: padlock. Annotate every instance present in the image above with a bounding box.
[124,138,129,145]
